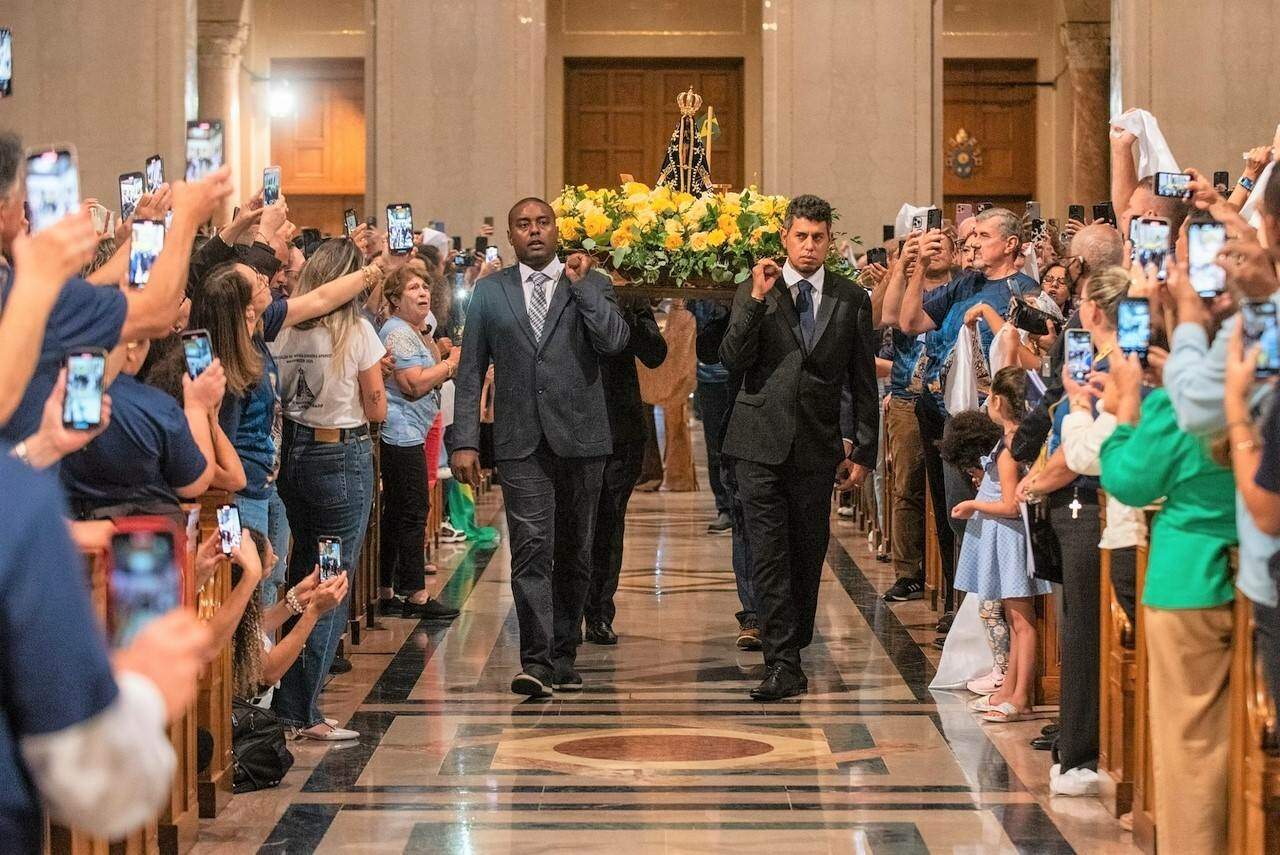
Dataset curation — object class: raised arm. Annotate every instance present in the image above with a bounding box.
[719,259,780,371]
[282,239,407,330]
[565,256,630,356]
[1110,127,1139,226]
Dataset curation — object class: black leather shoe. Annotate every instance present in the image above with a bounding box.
[1030,735,1056,751]
[749,663,807,701]
[584,618,617,645]
[511,665,554,698]
[402,598,460,620]
[552,664,583,692]
[1041,721,1060,737]
[328,656,352,675]
[378,596,402,616]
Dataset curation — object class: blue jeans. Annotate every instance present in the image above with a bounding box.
[720,452,755,623]
[695,380,732,515]
[237,485,291,607]
[272,425,374,728]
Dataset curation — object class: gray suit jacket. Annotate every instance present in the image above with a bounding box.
[453,265,631,460]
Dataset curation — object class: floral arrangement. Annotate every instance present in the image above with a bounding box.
[552,182,857,288]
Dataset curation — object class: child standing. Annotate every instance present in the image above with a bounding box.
[949,366,1049,723]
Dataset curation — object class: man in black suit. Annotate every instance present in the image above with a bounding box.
[720,194,879,701]
[582,298,668,645]
[452,197,631,698]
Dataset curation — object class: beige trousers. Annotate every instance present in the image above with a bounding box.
[1143,604,1233,855]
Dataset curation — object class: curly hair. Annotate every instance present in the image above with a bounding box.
[230,529,269,700]
[783,194,833,230]
[940,409,1003,472]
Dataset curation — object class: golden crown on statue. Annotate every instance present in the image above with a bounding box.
[677,86,702,117]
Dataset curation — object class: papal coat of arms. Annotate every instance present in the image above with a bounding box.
[946,128,984,179]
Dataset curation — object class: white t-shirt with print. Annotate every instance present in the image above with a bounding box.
[269,317,386,429]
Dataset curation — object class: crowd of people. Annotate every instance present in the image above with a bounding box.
[2,108,1279,855]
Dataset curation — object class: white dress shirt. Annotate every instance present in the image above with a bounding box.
[518,257,564,312]
[781,260,825,314]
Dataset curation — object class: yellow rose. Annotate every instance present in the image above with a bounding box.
[651,197,676,215]
[664,232,683,251]
[635,207,657,228]
[584,211,612,239]
[552,196,568,216]
[724,192,741,207]
[762,220,779,234]
[717,212,739,234]
[622,180,649,196]
[748,197,773,216]
[750,226,765,243]
[689,232,709,252]
[673,191,696,209]
[626,192,649,208]
[611,223,634,248]
[706,229,728,248]
[575,198,596,216]
[664,218,683,235]
[558,216,583,240]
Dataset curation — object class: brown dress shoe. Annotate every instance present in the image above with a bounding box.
[736,625,763,651]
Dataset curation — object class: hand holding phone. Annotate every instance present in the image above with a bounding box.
[129,219,165,287]
[182,329,213,378]
[216,505,242,555]
[1065,329,1093,383]
[144,155,165,194]
[108,527,181,648]
[319,537,343,580]
[263,166,281,206]
[1117,298,1151,363]
[344,208,359,236]
[63,348,106,430]
[386,203,414,254]
[1242,301,1280,378]
[26,146,80,234]
[1155,171,1193,199]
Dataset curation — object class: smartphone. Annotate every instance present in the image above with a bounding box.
[1030,218,1046,240]
[1065,328,1093,382]
[1117,298,1151,362]
[319,537,342,580]
[485,246,500,264]
[117,172,145,221]
[1213,171,1231,195]
[108,528,180,648]
[1025,201,1042,221]
[1155,171,1193,199]
[1092,202,1115,226]
[866,247,888,266]
[216,505,242,555]
[433,220,446,233]
[185,119,224,182]
[144,155,164,193]
[63,348,106,430]
[0,28,11,98]
[910,212,926,233]
[1188,220,1228,297]
[1242,300,1280,378]
[1131,216,1171,281]
[483,216,494,228]
[25,145,79,234]
[976,201,994,214]
[386,203,414,254]
[181,329,213,378]
[475,235,489,253]
[343,208,358,236]
[129,219,165,287]
[262,165,281,206]
[926,207,942,232]
[1068,204,1085,223]
[882,224,895,242]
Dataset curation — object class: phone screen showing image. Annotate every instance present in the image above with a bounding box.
[118,173,144,221]
[129,219,165,287]
[1155,171,1193,199]
[109,530,179,648]
[63,350,105,430]
[1188,221,1227,297]
[1132,218,1170,281]
[216,505,242,555]
[319,538,342,580]
[185,120,224,182]
[182,330,213,378]
[1242,301,1280,378]
[0,29,12,98]
[1117,299,1151,360]
[263,166,281,206]
[387,204,414,254]
[485,246,500,264]
[344,209,358,236]
[145,155,164,193]
[26,147,79,234]
[1066,329,1093,382]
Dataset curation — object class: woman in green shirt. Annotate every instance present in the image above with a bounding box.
[1098,352,1236,854]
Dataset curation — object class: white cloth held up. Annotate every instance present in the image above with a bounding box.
[1241,160,1276,230]
[894,203,932,239]
[1109,108,1180,179]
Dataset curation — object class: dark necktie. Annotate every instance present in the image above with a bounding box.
[795,279,815,349]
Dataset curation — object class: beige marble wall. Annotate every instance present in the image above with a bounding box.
[2,0,191,208]
[1114,0,1280,176]
[762,0,935,250]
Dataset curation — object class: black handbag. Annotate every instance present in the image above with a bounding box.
[1026,499,1064,584]
[231,698,294,793]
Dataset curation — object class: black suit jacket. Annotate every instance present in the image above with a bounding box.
[719,270,878,472]
[454,265,631,460]
[601,303,668,447]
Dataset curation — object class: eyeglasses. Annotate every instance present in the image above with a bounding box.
[1042,275,1068,286]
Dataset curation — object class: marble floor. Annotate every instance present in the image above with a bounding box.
[193,450,1139,854]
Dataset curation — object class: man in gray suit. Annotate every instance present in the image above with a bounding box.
[451,197,630,698]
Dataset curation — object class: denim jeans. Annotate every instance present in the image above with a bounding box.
[721,452,755,623]
[695,380,732,515]
[272,424,374,728]
[238,485,291,607]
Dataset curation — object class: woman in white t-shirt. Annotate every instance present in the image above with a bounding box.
[267,238,387,741]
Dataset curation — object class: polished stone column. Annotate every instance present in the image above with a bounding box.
[1062,21,1110,207]
[197,17,249,218]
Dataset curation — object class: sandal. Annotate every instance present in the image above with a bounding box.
[968,696,997,713]
[982,702,1025,723]
[966,668,1006,696]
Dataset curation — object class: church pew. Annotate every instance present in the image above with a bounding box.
[880,430,894,563]
[1097,537,1138,817]
[1033,588,1061,706]
[923,479,942,611]
[194,494,233,819]
[428,477,443,556]
[1227,574,1280,854]
[1131,514,1157,854]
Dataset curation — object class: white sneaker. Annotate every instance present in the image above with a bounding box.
[324,717,339,728]
[837,506,855,518]
[296,723,360,742]
[1049,763,1099,796]
[439,522,467,543]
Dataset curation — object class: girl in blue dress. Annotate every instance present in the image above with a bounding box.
[949,366,1050,723]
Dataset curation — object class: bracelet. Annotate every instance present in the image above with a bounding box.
[1236,438,1260,454]
[361,263,385,292]
[10,440,30,466]
[1239,176,1256,193]
[286,588,305,615]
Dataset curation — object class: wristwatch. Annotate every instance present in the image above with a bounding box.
[1239,176,1256,193]
[10,440,29,465]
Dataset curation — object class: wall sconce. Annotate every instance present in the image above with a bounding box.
[268,80,296,118]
